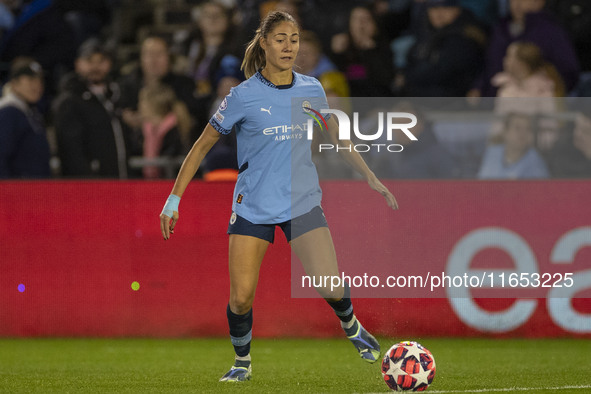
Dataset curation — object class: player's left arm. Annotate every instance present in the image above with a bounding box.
[325,116,398,210]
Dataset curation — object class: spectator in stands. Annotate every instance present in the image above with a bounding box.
[137,83,191,179]
[469,0,579,97]
[0,57,50,178]
[398,0,486,97]
[173,1,238,100]
[119,35,199,135]
[330,5,394,97]
[492,41,565,150]
[493,41,564,98]
[54,39,129,178]
[478,112,549,179]
[373,101,458,179]
[0,0,76,94]
[548,105,591,178]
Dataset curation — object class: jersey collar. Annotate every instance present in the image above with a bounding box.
[255,70,297,89]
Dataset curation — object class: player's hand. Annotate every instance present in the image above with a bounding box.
[160,211,179,240]
[368,174,398,210]
[160,194,181,240]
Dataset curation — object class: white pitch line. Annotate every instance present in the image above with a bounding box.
[423,384,591,393]
[364,385,591,394]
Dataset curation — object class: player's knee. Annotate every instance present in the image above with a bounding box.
[229,293,254,315]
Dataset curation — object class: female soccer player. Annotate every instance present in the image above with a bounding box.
[159,11,398,382]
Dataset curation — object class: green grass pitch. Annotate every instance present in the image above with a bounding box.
[0,338,590,393]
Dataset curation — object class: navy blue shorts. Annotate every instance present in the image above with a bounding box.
[227,206,328,243]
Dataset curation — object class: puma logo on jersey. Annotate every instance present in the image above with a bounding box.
[260,106,272,115]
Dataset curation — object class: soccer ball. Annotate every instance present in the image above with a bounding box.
[381,341,436,391]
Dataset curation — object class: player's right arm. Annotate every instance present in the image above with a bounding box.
[160,86,244,239]
[160,124,221,240]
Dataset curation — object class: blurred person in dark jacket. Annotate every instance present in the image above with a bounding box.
[399,0,486,97]
[330,5,394,97]
[0,57,49,178]
[469,0,579,98]
[53,39,128,178]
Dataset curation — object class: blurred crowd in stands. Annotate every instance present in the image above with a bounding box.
[1,0,591,180]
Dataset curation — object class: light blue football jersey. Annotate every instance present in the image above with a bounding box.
[209,71,330,224]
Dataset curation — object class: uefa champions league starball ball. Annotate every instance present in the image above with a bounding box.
[381,341,436,391]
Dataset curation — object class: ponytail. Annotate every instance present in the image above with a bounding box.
[240,11,299,79]
[241,29,266,79]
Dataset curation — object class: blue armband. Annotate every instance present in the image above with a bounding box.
[161,194,181,218]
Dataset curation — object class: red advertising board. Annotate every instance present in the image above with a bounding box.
[0,181,590,337]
